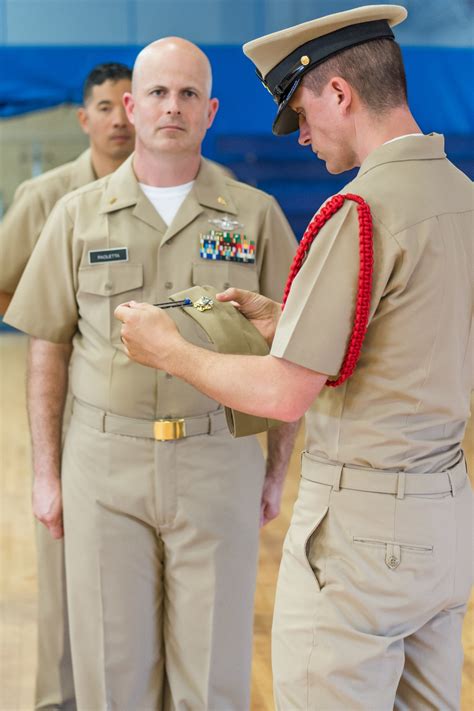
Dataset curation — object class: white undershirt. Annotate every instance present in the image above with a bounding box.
[139,180,195,226]
[383,133,424,146]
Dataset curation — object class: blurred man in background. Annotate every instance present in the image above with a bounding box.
[0,62,134,314]
[0,61,134,711]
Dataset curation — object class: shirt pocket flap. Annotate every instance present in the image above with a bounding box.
[78,264,144,297]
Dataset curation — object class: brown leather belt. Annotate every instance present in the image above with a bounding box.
[301,451,468,497]
[72,399,227,441]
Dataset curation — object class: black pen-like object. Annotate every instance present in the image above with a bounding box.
[153,298,192,309]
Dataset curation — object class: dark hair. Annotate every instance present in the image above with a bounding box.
[302,39,407,114]
[83,62,132,103]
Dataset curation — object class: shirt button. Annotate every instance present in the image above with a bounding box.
[388,556,399,569]
[223,282,230,289]
[165,281,173,289]
[104,282,113,291]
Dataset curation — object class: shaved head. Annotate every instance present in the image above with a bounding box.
[132,37,213,97]
[123,35,219,176]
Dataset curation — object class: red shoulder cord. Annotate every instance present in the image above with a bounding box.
[282,193,373,388]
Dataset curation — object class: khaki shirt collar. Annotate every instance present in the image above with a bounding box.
[99,154,143,212]
[357,133,446,179]
[99,154,237,240]
[70,148,96,190]
[192,158,237,216]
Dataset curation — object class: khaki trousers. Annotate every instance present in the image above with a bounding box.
[272,452,473,711]
[34,391,76,711]
[62,410,265,710]
[34,522,76,711]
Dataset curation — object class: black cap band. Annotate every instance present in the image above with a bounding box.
[262,20,394,104]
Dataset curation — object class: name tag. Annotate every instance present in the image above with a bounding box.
[88,247,128,264]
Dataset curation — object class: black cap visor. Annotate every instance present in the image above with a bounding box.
[262,19,394,136]
[272,79,301,136]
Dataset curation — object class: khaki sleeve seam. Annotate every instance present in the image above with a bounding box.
[371,213,403,257]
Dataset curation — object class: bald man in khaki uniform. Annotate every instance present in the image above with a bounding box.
[0,62,134,711]
[113,6,473,711]
[5,39,297,709]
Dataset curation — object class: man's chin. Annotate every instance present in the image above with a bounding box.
[325,163,343,175]
[324,159,353,175]
[153,137,193,154]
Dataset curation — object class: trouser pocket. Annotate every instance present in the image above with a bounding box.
[353,536,433,570]
[285,476,331,591]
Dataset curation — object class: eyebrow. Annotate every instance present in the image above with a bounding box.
[147,84,202,94]
[96,100,112,106]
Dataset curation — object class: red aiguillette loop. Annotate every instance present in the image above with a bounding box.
[282,193,374,388]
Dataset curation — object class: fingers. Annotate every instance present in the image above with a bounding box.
[49,521,64,540]
[260,501,281,527]
[114,301,155,322]
[126,301,156,312]
[114,303,132,321]
[120,337,131,357]
[35,510,64,539]
[216,288,249,304]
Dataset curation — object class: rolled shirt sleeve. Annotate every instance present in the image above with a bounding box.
[0,183,49,293]
[271,200,360,377]
[4,198,79,343]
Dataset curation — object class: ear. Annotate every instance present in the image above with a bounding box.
[206,97,219,129]
[77,107,90,136]
[329,76,353,114]
[123,92,136,125]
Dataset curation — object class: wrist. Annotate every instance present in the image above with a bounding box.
[264,467,287,482]
[34,468,61,482]
[167,337,195,377]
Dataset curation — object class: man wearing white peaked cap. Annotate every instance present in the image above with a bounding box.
[115,5,473,709]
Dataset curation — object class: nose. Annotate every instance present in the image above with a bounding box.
[297,117,311,147]
[165,92,181,115]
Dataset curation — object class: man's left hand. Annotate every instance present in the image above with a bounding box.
[260,472,285,527]
[114,301,182,369]
[260,420,300,527]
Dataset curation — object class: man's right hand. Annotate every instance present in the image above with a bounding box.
[216,288,281,346]
[32,476,64,539]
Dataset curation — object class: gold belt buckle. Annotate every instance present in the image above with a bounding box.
[154,418,186,441]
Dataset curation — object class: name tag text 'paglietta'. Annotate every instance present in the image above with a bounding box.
[88,248,129,264]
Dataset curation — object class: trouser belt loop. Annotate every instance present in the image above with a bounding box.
[333,465,343,492]
[396,471,406,499]
[447,471,456,497]
[208,410,219,436]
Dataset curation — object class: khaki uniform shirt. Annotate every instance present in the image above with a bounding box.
[271,134,473,473]
[0,149,95,293]
[6,156,296,420]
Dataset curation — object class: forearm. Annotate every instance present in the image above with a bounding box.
[165,341,320,421]
[173,345,279,417]
[27,338,72,480]
[266,420,301,480]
